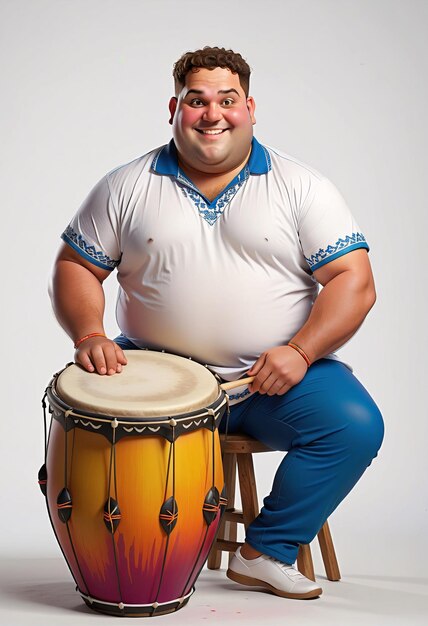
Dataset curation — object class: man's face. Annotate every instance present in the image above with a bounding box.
[168,66,256,175]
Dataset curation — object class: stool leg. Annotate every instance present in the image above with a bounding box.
[236,454,259,528]
[318,520,341,581]
[208,453,237,570]
[297,544,316,581]
[226,455,239,567]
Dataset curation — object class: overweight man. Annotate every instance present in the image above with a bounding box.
[50,46,384,600]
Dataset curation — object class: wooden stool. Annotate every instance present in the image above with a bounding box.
[207,433,341,582]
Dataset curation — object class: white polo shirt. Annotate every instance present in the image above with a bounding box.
[62,137,369,399]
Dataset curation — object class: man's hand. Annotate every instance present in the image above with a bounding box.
[75,336,128,375]
[248,345,308,396]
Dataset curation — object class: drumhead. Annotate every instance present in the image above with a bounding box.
[55,351,220,417]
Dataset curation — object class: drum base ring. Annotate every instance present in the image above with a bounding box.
[79,587,194,617]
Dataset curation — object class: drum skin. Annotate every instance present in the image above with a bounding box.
[45,403,225,612]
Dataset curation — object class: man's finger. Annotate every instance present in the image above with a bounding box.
[276,382,291,396]
[75,350,95,373]
[114,345,128,365]
[250,365,272,393]
[266,378,287,396]
[91,345,108,375]
[258,371,278,395]
[103,343,120,375]
[248,354,266,376]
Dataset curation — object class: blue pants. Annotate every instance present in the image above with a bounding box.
[114,336,384,565]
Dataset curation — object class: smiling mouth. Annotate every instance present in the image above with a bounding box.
[195,129,229,135]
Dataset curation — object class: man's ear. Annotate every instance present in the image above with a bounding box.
[247,96,256,125]
[168,97,178,125]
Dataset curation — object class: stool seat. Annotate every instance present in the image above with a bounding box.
[220,433,273,454]
[208,433,341,582]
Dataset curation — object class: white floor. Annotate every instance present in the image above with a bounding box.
[1,556,427,626]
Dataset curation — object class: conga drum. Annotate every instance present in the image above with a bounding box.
[38,351,228,617]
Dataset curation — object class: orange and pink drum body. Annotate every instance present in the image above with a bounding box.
[39,352,228,617]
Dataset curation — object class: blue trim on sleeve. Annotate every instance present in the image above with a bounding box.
[61,227,119,271]
[309,241,369,272]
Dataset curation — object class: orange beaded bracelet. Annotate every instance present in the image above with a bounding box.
[287,342,311,367]
[74,333,106,349]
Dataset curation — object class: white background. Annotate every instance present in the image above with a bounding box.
[0,0,427,623]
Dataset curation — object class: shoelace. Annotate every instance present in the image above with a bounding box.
[272,559,307,579]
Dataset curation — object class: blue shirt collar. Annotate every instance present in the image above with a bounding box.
[151,136,271,177]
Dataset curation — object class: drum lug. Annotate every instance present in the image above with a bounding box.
[159,497,179,534]
[104,498,121,534]
[38,464,47,496]
[203,487,220,525]
[57,488,72,523]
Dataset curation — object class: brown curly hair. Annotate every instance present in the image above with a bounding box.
[173,46,251,96]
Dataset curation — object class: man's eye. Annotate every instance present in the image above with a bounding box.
[190,99,204,106]
[222,99,234,106]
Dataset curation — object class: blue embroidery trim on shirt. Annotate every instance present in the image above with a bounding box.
[150,138,269,226]
[151,138,269,226]
[228,388,251,402]
[178,168,249,226]
[62,225,119,269]
[305,232,368,269]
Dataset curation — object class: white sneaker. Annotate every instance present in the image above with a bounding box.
[227,547,322,599]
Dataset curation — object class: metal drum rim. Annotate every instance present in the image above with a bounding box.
[45,369,227,427]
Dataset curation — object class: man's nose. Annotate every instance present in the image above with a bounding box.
[202,102,222,122]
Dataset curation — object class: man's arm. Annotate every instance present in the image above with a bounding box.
[49,243,127,375]
[248,249,376,395]
[290,248,376,362]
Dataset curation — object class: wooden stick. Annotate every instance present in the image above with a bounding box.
[220,376,255,391]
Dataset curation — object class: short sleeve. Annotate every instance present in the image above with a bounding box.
[61,175,121,271]
[298,176,369,272]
